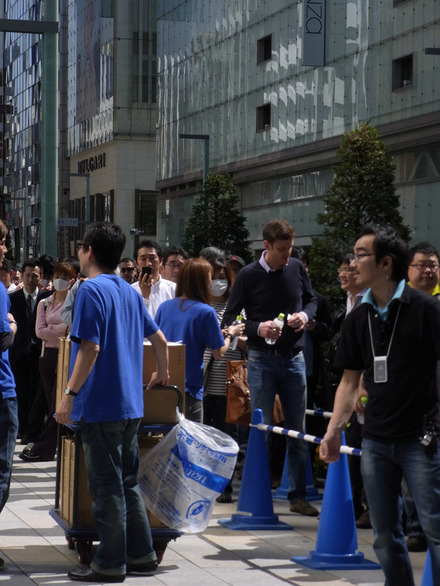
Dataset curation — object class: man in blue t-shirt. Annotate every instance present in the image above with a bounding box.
[56,223,169,584]
[0,220,18,573]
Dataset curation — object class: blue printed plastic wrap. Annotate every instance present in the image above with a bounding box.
[138,418,238,533]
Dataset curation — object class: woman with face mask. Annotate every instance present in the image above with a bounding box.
[203,256,247,503]
[19,262,77,462]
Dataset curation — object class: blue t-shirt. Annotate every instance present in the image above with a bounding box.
[69,274,158,423]
[155,297,225,400]
[0,285,15,399]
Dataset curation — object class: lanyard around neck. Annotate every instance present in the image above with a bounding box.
[367,303,401,359]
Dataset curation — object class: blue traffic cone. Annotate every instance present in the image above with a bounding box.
[273,455,289,499]
[218,409,291,530]
[421,550,433,586]
[305,447,321,501]
[273,449,322,501]
[292,432,380,570]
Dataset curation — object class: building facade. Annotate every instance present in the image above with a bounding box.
[1,0,159,261]
[156,0,440,252]
[66,0,159,259]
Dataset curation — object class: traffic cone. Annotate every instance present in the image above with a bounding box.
[273,449,322,501]
[421,550,433,586]
[218,409,291,530]
[292,432,380,569]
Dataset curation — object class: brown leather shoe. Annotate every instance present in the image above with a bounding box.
[289,499,319,517]
[355,509,372,529]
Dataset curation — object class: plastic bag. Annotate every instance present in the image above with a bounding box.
[138,417,238,533]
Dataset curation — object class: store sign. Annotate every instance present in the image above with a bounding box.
[77,152,106,174]
[303,0,326,67]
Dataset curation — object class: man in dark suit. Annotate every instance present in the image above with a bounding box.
[9,259,51,443]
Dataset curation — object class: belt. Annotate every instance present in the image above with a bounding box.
[248,346,302,358]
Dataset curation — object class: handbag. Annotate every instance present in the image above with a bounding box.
[225,359,251,426]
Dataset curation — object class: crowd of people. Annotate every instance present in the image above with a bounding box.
[0,218,438,584]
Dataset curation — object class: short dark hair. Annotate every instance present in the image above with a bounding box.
[338,250,355,266]
[291,246,308,265]
[134,240,162,262]
[357,225,408,282]
[262,219,295,244]
[408,241,440,265]
[0,259,10,272]
[38,254,57,278]
[22,258,43,273]
[82,222,126,271]
[119,257,135,265]
[162,246,188,265]
[176,257,212,304]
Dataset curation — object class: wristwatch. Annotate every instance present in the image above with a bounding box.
[64,386,77,397]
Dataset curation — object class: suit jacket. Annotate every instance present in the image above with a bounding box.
[9,288,52,366]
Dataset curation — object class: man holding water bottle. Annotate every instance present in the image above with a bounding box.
[224,219,318,516]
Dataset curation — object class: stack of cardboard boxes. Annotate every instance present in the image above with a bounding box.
[58,342,186,530]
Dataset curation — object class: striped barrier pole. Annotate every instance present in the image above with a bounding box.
[252,423,362,457]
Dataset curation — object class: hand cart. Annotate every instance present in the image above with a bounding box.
[49,385,184,565]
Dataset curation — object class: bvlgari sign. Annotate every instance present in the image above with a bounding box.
[77,153,106,174]
[303,0,326,67]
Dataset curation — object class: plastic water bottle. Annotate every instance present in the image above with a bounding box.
[357,396,368,425]
[230,315,243,350]
[265,313,285,345]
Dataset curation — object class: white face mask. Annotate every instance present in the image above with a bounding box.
[53,278,70,292]
[210,279,228,297]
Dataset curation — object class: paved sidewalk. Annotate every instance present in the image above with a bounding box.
[0,442,427,585]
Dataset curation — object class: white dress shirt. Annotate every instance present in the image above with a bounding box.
[132,276,176,319]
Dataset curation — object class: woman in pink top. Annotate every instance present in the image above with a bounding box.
[19,262,76,462]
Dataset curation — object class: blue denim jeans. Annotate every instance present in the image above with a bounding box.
[81,418,156,576]
[361,438,440,585]
[247,349,307,502]
[0,396,18,513]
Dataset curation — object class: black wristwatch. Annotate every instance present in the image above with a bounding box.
[64,386,77,397]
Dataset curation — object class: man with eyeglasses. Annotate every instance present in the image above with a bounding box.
[400,242,440,553]
[407,241,440,296]
[320,225,440,585]
[118,258,137,285]
[160,246,187,284]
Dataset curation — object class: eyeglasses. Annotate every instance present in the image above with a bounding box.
[409,263,439,271]
[165,261,182,269]
[120,267,135,273]
[75,242,84,251]
[337,268,355,275]
[353,253,374,261]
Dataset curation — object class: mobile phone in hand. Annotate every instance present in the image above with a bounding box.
[141,266,152,279]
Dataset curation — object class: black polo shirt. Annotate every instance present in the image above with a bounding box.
[335,284,440,442]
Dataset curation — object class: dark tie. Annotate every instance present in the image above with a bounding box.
[26,294,33,320]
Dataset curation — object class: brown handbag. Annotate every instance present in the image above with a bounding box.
[225,359,251,426]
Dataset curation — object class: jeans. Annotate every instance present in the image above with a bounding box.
[81,418,156,576]
[0,396,18,513]
[247,349,307,502]
[361,438,440,585]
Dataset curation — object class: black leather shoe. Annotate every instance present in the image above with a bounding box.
[216,493,232,504]
[68,567,125,582]
[18,450,53,463]
[0,557,4,571]
[126,560,157,573]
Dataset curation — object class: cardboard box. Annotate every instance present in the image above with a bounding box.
[56,341,186,415]
[142,343,185,420]
[60,436,94,528]
[138,434,167,529]
[56,337,71,409]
